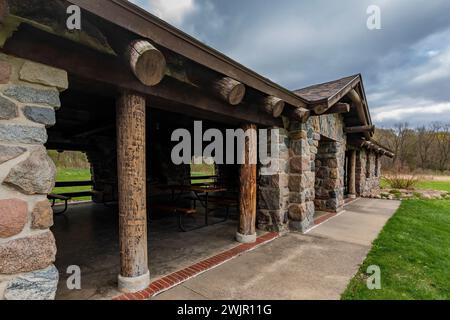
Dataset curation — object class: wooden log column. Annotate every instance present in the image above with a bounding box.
[237,123,258,243]
[348,150,357,199]
[116,91,150,292]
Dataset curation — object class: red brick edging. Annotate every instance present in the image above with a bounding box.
[313,212,337,225]
[113,232,279,300]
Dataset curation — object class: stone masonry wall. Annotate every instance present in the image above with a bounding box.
[257,114,347,233]
[286,122,317,232]
[257,127,290,233]
[356,149,381,198]
[314,140,346,212]
[0,53,67,300]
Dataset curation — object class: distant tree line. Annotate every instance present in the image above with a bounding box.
[47,150,90,169]
[374,122,450,173]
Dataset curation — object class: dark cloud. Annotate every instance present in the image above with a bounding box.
[134,0,450,127]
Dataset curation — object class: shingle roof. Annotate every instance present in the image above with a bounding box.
[294,75,360,104]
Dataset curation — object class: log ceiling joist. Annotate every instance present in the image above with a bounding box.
[345,125,375,134]
[2,25,282,127]
[310,76,360,115]
[67,0,308,109]
[318,103,350,116]
[347,138,394,158]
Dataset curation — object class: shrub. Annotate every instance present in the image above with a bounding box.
[383,174,418,190]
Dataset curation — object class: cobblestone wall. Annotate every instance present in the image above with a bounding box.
[257,114,347,233]
[0,53,67,300]
[257,127,290,233]
[356,149,381,198]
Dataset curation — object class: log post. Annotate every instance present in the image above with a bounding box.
[237,123,257,243]
[348,150,357,198]
[116,91,150,292]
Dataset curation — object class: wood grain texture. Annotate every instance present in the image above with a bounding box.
[126,39,166,86]
[345,125,375,134]
[238,123,257,236]
[262,96,285,118]
[116,91,149,278]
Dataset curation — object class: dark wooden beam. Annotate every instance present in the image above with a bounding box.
[185,62,246,105]
[126,40,166,86]
[68,0,309,109]
[2,26,281,127]
[72,124,114,138]
[283,107,310,123]
[312,103,329,115]
[345,125,375,134]
[0,0,9,23]
[261,96,285,118]
[319,103,350,115]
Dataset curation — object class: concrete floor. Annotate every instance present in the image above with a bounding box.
[154,198,401,300]
[52,202,241,300]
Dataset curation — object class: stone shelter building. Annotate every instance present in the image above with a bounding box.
[0,0,393,299]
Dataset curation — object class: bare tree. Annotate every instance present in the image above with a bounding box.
[432,122,450,172]
[416,125,435,169]
[392,123,411,169]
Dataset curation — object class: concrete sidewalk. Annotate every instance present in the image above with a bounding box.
[154,198,401,300]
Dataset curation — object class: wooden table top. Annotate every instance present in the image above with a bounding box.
[161,184,227,193]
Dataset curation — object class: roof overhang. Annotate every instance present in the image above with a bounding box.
[67,0,308,109]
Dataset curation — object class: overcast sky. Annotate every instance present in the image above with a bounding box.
[130,0,450,127]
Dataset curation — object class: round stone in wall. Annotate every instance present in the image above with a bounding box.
[3,146,56,195]
[0,231,57,274]
[0,199,28,238]
[0,95,18,120]
[23,105,56,127]
[0,61,12,84]
[4,265,59,300]
[0,144,26,165]
[31,200,54,230]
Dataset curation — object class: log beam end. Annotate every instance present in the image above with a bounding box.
[127,40,166,86]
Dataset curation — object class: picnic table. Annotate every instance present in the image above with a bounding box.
[48,180,95,215]
[158,184,229,231]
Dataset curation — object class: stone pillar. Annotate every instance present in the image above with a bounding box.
[86,137,118,203]
[116,91,150,293]
[257,126,290,233]
[287,122,317,232]
[0,53,68,300]
[348,150,357,198]
[237,123,257,243]
[314,140,346,212]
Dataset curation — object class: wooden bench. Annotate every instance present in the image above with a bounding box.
[152,204,198,232]
[48,181,94,215]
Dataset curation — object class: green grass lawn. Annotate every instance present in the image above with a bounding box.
[416,180,450,193]
[381,177,450,193]
[52,168,92,202]
[342,199,450,300]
